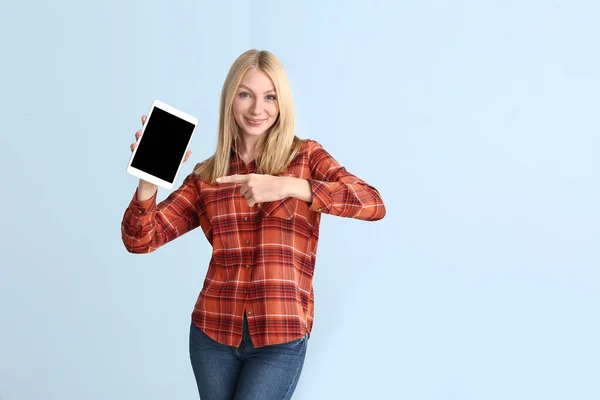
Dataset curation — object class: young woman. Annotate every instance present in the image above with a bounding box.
[122,49,386,400]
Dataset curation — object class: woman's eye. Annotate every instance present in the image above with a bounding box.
[239,92,251,98]
[266,95,277,101]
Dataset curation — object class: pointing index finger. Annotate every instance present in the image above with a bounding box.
[217,174,249,184]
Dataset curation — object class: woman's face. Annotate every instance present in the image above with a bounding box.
[232,67,279,138]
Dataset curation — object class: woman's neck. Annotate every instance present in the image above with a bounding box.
[237,133,262,164]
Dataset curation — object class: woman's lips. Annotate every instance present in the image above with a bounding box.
[245,117,266,126]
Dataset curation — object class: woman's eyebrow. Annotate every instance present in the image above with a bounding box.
[238,84,276,94]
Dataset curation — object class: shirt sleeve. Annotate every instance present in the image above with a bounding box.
[306,140,386,221]
[121,170,204,253]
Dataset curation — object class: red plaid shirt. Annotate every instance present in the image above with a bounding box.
[121,139,386,347]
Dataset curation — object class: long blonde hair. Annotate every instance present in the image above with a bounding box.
[193,49,303,183]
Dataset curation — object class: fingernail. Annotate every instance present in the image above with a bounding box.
[216,178,222,183]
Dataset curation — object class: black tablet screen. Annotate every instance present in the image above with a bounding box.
[131,107,195,183]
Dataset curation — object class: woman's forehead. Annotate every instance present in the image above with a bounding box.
[239,68,275,91]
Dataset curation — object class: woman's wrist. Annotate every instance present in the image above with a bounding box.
[283,177,312,203]
[137,179,158,202]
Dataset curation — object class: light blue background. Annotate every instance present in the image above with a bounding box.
[1,1,599,399]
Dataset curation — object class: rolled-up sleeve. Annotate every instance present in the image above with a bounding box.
[307,141,386,221]
[121,168,204,253]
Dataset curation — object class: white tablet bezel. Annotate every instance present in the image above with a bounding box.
[126,100,198,190]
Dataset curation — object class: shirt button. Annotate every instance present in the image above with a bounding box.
[317,207,323,211]
[244,290,248,294]
[245,265,250,268]
[247,311,252,316]
[246,239,250,245]
[138,210,143,214]
[243,217,248,221]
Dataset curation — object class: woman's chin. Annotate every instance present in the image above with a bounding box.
[241,124,272,136]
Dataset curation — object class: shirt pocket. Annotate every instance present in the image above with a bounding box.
[258,197,311,254]
[259,196,298,220]
[258,172,309,220]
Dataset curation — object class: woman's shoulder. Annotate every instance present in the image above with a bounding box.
[182,159,212,186]
[297,138,324,154]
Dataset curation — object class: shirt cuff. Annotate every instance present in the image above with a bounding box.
[130,187,157,217]
[308,179,333,214]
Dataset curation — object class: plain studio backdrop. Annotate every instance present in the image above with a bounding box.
[1,1,598,399]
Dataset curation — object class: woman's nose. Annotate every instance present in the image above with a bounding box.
[250,98,262,115]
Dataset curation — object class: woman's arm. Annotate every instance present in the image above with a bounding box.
[296,140,386,221]
[121,165,205,253]
[282,177,313,203]
[217,141,385,221]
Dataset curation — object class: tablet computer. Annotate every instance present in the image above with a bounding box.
[126,100,198,190]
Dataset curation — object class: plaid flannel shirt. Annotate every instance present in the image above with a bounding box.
[121,139,386,347]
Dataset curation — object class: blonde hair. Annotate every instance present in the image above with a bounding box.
[193,49,303,183]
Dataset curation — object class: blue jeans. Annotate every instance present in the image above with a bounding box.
[189,315,309,400]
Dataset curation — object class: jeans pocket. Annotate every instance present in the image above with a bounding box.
[286,333,309,347]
